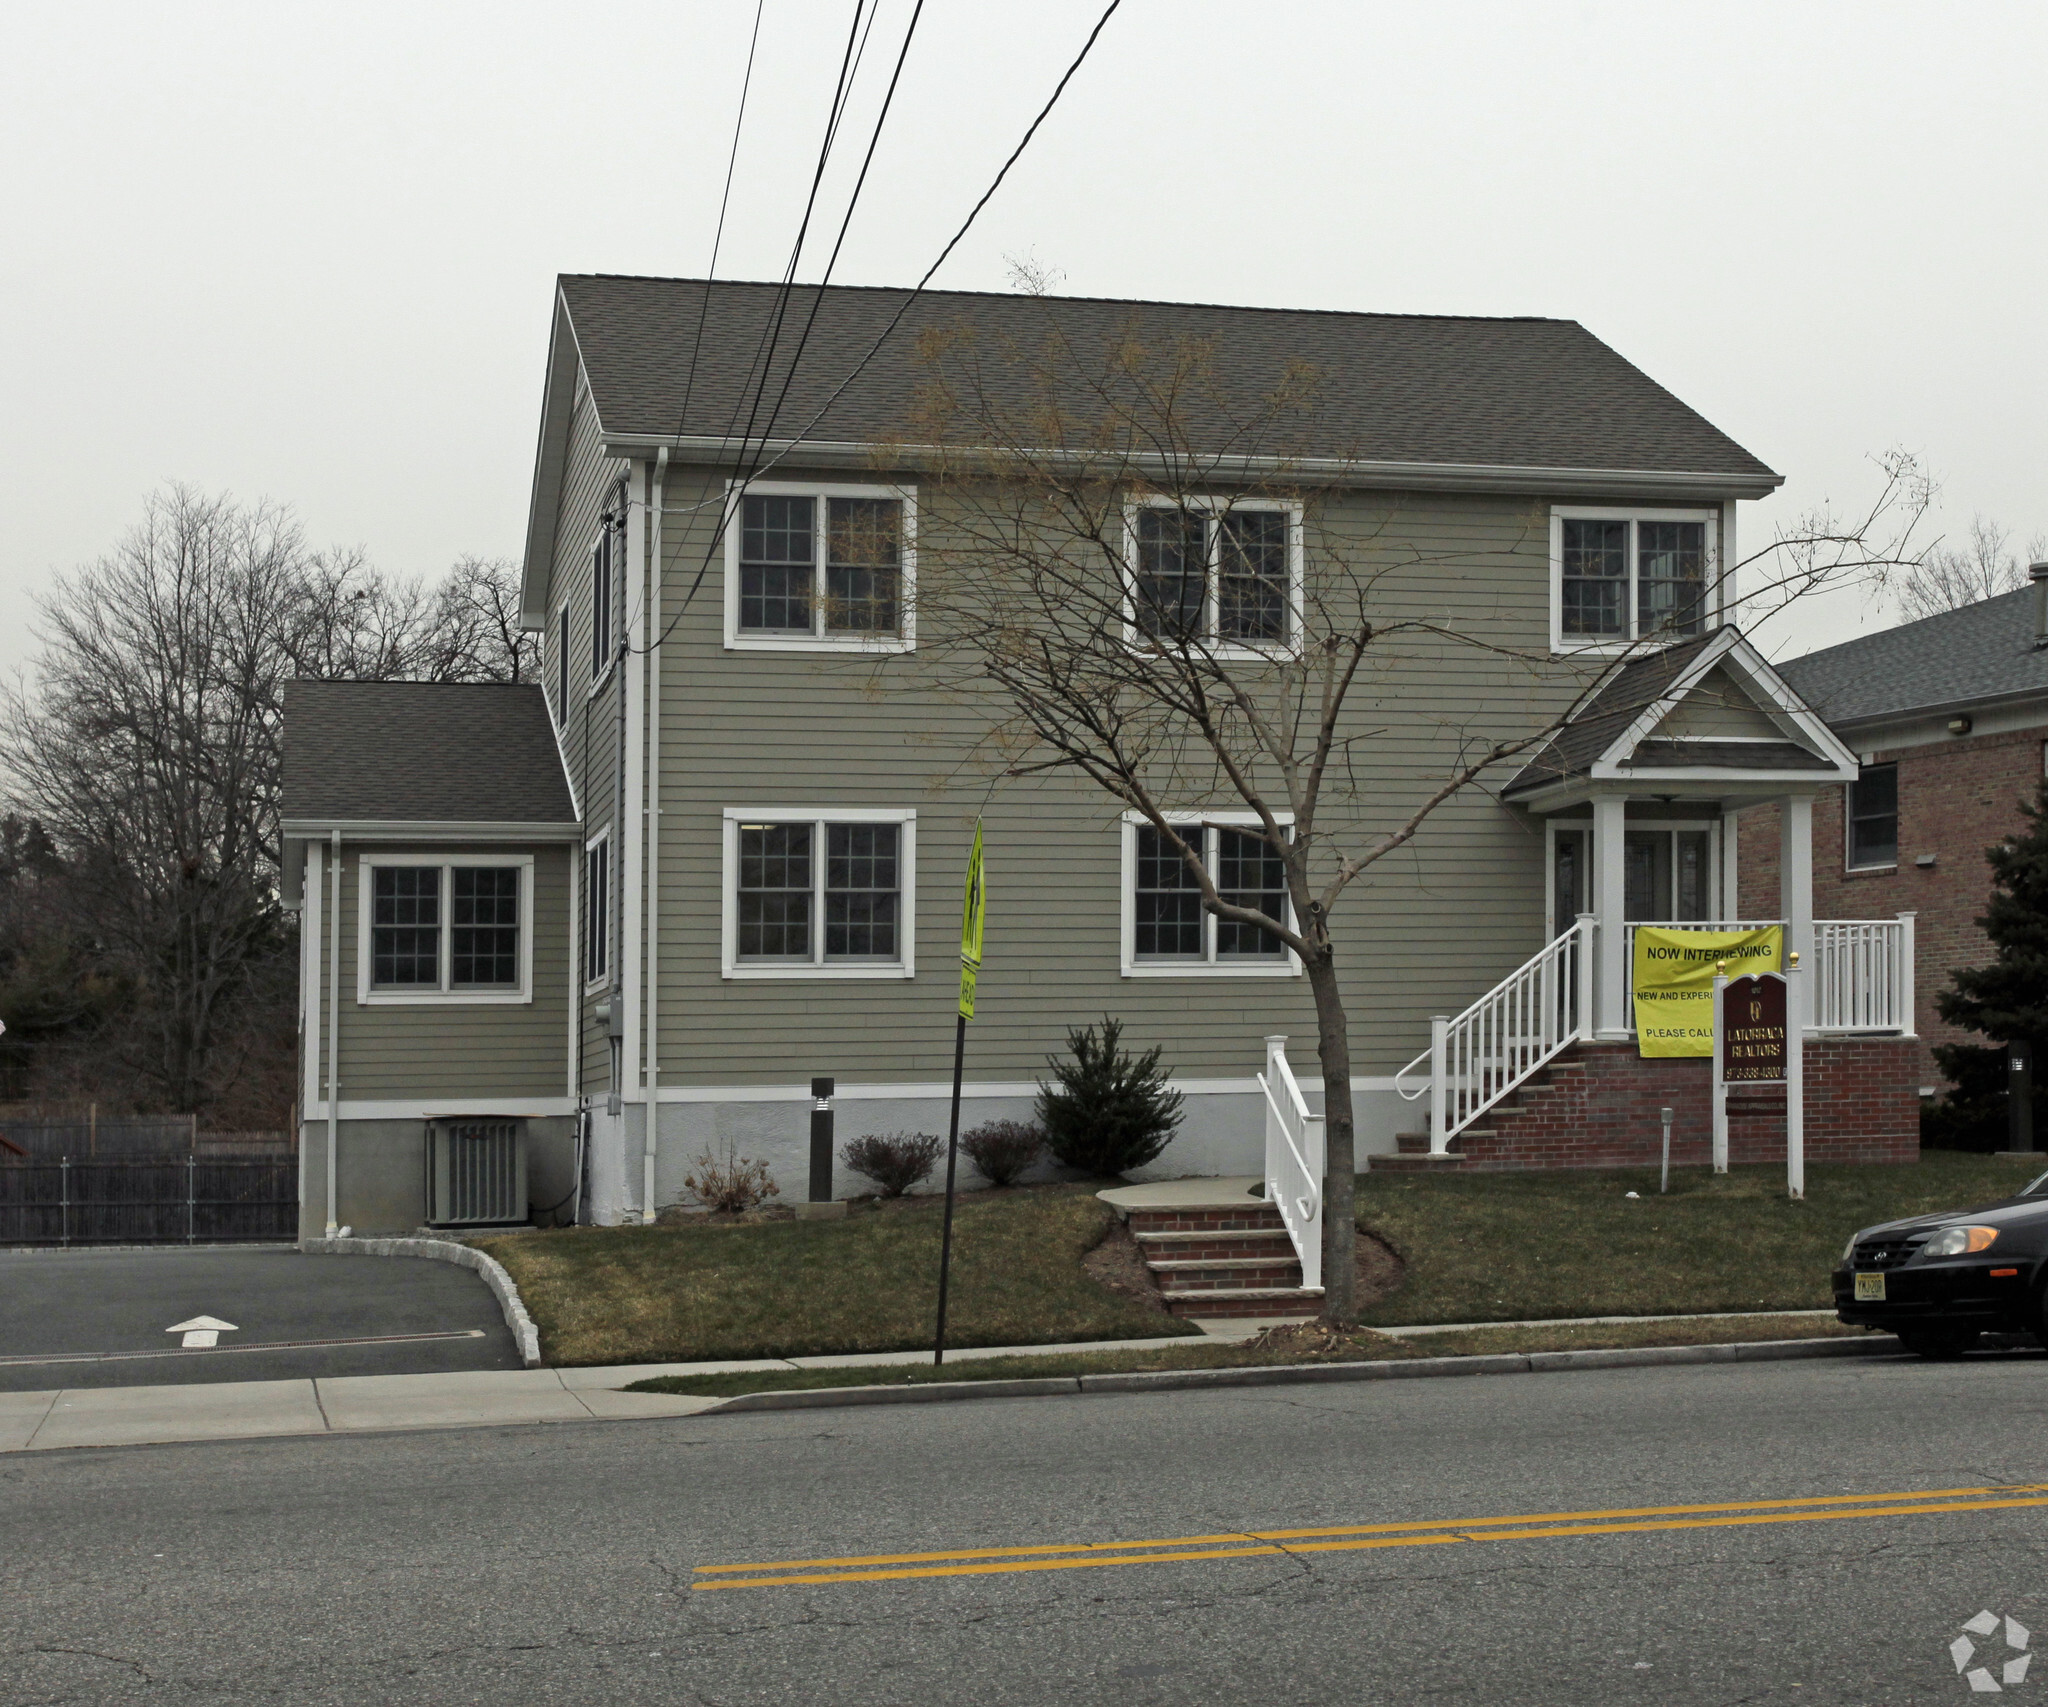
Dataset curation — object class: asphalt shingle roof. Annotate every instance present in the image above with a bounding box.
[1775,585,2048,727]
[1503,632,1728,794]
[556,275,1780,481]
[283,682,575,825]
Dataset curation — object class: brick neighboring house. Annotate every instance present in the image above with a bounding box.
[1739,569,2048,1089]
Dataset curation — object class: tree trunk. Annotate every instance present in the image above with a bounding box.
[1306,953,1358,1325]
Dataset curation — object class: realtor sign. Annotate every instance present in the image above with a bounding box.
[1711,960,1806,1201]
[1631,926,1782,1057]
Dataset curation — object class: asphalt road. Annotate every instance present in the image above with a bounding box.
[0,1248,519,1390]
[6,1349,2048,1704]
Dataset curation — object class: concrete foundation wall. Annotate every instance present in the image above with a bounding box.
[297,1115,579,1239]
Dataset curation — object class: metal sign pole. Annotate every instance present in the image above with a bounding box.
[1711,968,1729,1174]
[1786,953,1805,1201]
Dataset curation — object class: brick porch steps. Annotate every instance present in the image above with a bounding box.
[1099,1179,1322,1319]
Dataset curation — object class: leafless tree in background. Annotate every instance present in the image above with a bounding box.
[0,486,527,1117]
[906,319,1931,1322]
[1895,515,2048,622]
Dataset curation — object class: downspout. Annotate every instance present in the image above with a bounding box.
[325,828,341,1237]
[609,477,628,1129]
[643,447,666,1223]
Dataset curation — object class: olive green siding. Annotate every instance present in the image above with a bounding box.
[592,463,1684,1087]
[1659,665,1788,740]
[309,842,573,1103]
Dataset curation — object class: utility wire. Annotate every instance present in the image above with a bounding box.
[645,0,1121,650]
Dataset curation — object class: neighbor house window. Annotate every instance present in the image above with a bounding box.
[1553,509,1715,648]
[720,810,917,977]
[583,835,610,984]
[725,483,915,650]
[1848,763,1898,869]
[1121,814,1295,976]
[359,857,532,1003]
[1127,502,1298,649]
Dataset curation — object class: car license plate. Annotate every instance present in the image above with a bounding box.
[1854,1273,1886,1302]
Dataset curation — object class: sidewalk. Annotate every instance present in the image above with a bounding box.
[0,1331,1221,1453]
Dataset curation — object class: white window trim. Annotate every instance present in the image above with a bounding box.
[720,807,917,980]
[356,853,534,1006]
[1119,497,1305,659]
[723,480,918,654]
[553,599,571,729]
[1549,506,1720,657]
[587,527,616,696]
[1119,810,1300,978]
[583,830,611,991]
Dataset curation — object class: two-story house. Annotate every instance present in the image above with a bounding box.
[282,275,1920,1238]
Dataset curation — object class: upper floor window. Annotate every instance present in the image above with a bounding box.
[590,527,614,680]
[1551,508,1716,651]
[1120,813,1297,977]
[724,482,915,653]
[1125,501,1300,651]
[1848,762,1898,870]
[720,808,917,978]
[359,856,531,1005]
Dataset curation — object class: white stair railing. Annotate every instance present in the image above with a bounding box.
[1395,916,1594,1154]
[1258,1035,1323,1291]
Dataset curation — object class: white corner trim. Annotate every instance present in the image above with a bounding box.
[355,853,536,1005]
[721,478,918,653]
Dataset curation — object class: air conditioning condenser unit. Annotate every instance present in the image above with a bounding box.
[427,1118,528,1226]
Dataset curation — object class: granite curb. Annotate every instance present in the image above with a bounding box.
[698,1334,1899,1414]
[298,1236,543,1367]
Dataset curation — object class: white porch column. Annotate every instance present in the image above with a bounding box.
[1592,795,1629,1038]
[1779,793,1815,1029]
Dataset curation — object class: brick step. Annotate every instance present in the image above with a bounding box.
[1162,1286,1323,1318]
[1372,1153,1476,1171]
[1148,1261,1304,1290]
[1126,1207,1285,1234]
[1134,1230,1295,1260]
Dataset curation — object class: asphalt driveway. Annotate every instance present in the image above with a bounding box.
[0,1247,520,1390]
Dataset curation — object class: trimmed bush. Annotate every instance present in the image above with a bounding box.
[961,1119,1045,1187]
[841,1131,945,1198]
[1036,1016,1183,1178]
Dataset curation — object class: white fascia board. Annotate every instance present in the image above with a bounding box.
[598,433,1785,502]
[1710,634,1864,769]
[520,293,595,629]
[281,819,583,841]
[1593,764,1855,786]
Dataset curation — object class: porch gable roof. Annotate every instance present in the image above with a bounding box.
[1501,627,1860,803]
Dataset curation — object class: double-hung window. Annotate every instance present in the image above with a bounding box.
[721,809,916,978]
[1552,508,1717,650]
[725,482,915,651]
[1126,502,1299,650]
[1121,813,1296,976]
[359,856,532,1003]
[1847,762,1898,870]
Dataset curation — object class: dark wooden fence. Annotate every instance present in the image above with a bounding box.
[0,1158,298,1246]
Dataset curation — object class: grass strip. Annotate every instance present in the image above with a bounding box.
[623,1313,1887,1398]
[1355,1152,2047,1327]
[476,1186,1196,1367]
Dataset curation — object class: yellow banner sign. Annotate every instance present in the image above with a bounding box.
[958,820,985,1022]
[1632,926,1782,1058]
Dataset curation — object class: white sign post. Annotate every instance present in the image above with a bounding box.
[1786,953,1805,1202]
[1711,970,1730,1174]
[1712,954,1805,1200]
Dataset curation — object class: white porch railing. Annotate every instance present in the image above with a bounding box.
[1621,916,1915,1034]
[1814,917,1916,1031]
[1394,916,1593,1154]
[1258,1035,1324,1291]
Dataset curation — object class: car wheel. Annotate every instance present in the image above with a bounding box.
[1896,1328,1982,1359]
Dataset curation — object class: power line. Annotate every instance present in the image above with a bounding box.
[647,0,1122,650]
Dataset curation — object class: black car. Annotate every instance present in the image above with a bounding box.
[1835,1170,2048,1356]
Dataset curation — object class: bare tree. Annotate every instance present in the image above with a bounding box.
[906,320,1931,1322]
[430,555,536,683]
[1895,515,2048,622]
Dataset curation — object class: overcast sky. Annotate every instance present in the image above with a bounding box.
[2,0,2042,677]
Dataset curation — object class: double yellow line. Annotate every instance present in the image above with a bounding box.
[693,1484,2048,1592]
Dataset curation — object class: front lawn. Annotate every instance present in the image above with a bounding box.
[1355,1151,2047,1327]
[473,1185,1197,1367]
